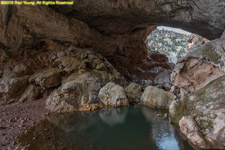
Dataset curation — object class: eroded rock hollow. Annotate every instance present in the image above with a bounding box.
[1,0,225,81]
[0,1,225,149]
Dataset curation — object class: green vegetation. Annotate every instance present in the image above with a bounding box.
[147,28,189,60]
[199,119,213,130]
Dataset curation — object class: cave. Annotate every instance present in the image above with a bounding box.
[0,1,225,150]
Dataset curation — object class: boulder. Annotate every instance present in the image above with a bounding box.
[154,70,172,90]
[141,86,176,109]
[0,73,29,105]
[46,70,124,112]
[45,48,127,112]
[19,84,43,102]
[125,82,142,103]
[170,75,225,149]
[29,68,62,89]
[46,71,103,112]
[98,82,129,107]
[171,38,225,92]
[140,80,153,89]
[179,116,209,149]
[11,63,32,77]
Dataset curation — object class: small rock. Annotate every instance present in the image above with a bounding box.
[156,114,162,117]
[19,124,25,128]
[57,51,65,58]
[12,141,17,146]
[29,68,62,89]
[154,70,172,90]
[163,113,168,119]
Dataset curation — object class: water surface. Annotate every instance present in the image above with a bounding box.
[18,105,194,150]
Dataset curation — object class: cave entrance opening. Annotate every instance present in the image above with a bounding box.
[147,26,209,64]
[142,26,210,90]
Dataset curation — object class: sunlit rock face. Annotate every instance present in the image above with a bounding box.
[170,76,225,149]
[172,57,224,92]
[171,35,225,92]
[169,32,225,149]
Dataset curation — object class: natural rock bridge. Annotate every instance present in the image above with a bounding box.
[0,0,224,80]
[0,0,224,149]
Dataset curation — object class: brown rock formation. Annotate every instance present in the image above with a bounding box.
[172,57,224,92]
[53,0,224,39]
[171,35,225,92]
[125,82,142,103]
[1,1,224,81]
[0,2,224,150]
[170,75,225,149]
[0,5,168,81]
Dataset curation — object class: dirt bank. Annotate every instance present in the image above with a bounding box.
[0,99,51,150]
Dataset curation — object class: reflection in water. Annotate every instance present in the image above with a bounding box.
[158,135,179,150]
[142,107,179,150]
[47,111,99,132]
[18,105,194,150]
[99,107,128,126]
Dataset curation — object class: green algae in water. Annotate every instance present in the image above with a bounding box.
[18,105,194,150]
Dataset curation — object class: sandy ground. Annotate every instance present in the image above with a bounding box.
[0,98,51,150]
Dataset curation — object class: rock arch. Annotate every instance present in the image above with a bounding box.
[1,1,223,81]
[0,1,224,92]
[0,2,225,149]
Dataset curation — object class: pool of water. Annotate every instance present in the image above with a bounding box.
[18,105,194,150]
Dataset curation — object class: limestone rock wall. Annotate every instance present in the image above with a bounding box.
[1,1,225,81]
[0,5,170,81]
[171,34,225,92]
[54,0,225,39]
[169,31,225,149]
[0,2,225,150]
[170,76,225,149]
